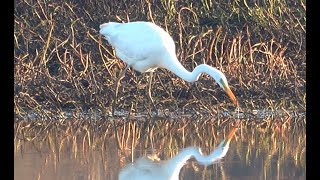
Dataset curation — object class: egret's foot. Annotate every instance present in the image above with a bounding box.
[112,107,115,116]
[112,101,118,116]
[152,106,159,116]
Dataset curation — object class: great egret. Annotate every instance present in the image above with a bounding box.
[99,21,238,114]
[119,127,237,180]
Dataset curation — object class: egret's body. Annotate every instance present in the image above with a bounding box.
[99,21,238,114]
[119,128,237,180]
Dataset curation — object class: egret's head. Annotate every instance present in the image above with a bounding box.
[214,71,238,106]
[219,78,238,106]
[218,127,238,148]
[225,127,237,145]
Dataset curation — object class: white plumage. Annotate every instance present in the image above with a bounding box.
[119,128,237,180]
[99,21,238,114]
[100,22,176,73]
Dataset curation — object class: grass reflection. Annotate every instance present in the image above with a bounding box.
[14,116,305,179]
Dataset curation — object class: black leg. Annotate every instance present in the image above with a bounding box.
[147,71,158,115]
[113,65,130,115]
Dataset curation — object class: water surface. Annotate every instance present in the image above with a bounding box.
[14,116,305,180]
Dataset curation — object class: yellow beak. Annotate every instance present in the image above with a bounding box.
[226,127,237,145]
[220,127,237,147]
[223,85,238,106]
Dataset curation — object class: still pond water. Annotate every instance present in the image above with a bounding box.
[14,116,305,180]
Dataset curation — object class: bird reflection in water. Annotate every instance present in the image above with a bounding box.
[119,128,237,180]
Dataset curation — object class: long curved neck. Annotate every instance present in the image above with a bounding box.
[163,144,229,178]
[161,53,222,83]
[163,147,201,178]
[194,141,229,166]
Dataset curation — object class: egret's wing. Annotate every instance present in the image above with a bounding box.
[100,22,175,63]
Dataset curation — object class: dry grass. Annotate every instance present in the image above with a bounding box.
[14,0,305,116]
[14,2,305,178]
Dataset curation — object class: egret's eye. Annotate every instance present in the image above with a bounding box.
[219,79,226,87]
[99,21,238,115]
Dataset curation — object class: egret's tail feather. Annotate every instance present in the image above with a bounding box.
[99,22,121,36]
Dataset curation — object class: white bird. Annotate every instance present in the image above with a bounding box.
[118,127,237,180]
[99,21,238,115]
